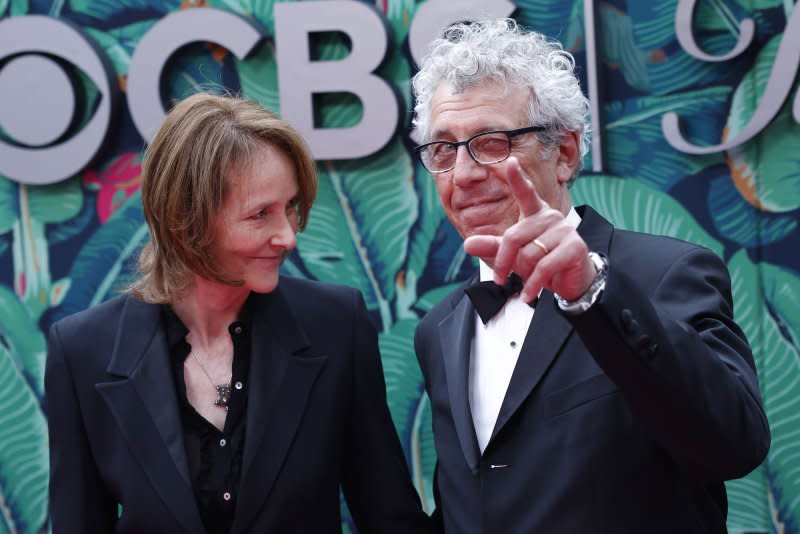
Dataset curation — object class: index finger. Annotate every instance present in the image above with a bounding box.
[505,156,547,218]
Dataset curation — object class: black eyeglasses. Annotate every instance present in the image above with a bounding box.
[415,126,547,174]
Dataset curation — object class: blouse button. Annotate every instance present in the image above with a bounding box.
[233,326,243,335]
[223,492,232,501]
[234,381,243,390]
[219,438,227,447]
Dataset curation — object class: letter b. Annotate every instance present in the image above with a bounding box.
[274,1,398,160]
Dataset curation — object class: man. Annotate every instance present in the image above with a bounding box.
[412,19,769,533]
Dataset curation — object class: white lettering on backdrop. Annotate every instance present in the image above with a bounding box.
[0,2,797,184]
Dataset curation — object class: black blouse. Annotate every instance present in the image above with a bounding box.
[163,302,253,534]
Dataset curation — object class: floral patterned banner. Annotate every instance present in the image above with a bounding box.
[0,1,798,532]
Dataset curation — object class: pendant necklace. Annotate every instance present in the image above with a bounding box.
[190,351,232,411]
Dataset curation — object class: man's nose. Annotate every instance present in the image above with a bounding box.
[452,144,486,186]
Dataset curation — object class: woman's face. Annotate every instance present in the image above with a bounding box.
[211,143,300,294]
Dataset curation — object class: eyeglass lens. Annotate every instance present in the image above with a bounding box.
[422,132,511,172]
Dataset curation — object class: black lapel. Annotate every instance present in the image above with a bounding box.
[437,276,481,473]
[95,296,205,534]
[489,287,573,441]
[232,286,326,534]
[574,205,614,256]
[489,205,614,443]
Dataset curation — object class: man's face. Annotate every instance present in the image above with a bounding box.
[427,80,574,240]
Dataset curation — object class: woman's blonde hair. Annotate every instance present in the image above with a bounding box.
[129,93,317,303]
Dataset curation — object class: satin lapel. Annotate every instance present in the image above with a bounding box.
[232,288,324,534]
[438,289,481,473]
[490,289,573,441]
[490,206,614,443]
[96,297,204,534]
[575,205,614,255]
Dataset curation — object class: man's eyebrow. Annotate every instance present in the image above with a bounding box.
[429,128,451,140]
[429,126,511,141]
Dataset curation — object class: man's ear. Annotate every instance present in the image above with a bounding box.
[556,130,581,185]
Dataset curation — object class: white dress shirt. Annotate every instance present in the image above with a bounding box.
[469,207,582,452]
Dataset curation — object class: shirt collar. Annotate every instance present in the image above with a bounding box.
[479,206,581,282]
[163,305,189,350]
[161,292,257,349]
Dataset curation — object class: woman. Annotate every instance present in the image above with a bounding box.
[45,93,432,533]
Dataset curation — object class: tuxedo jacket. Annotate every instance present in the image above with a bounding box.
[415,206,770,533]
[46,277,431,533]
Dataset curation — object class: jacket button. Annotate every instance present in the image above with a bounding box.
[620,309,638,335]
[636,335,657,360]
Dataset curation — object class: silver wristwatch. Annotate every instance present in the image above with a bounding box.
[555,252,608,314]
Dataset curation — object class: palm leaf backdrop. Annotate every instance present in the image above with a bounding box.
[0,0,798,532]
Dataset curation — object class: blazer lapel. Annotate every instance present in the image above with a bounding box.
[489,205,614,443]
[489,289,573,441]
[232,287,326,534]
[437,281,481,473]
[95,296,205,534]
[575,204,614,255]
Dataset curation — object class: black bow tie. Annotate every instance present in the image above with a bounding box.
[465,273,536,324]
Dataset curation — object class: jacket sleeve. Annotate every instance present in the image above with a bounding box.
[340,290,436,534]
[562,246,770,481]
[413,320,445,533]
[46,322,116,533]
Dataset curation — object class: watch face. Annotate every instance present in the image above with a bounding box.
[557,253,608,313]
[588,251,608,275]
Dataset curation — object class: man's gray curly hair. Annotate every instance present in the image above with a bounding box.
[412,19,590,178]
